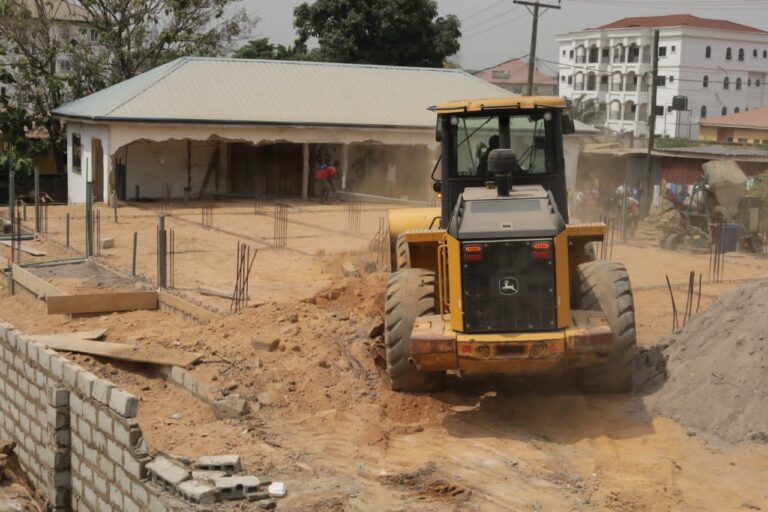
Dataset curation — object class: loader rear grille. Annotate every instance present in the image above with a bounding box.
[461,240,556,333]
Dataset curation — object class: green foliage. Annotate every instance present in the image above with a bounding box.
[0,103,45,178]
[232,38,302,60]
[654,138,704,149]
[292,0,461,67]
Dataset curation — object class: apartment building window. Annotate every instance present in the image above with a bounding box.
[705,46,712,58]
[671,45,677,54]
[722,107,728,115]
[748,78,752,87]
[602,48,609,61]
[492,70,509,79]
[655,106,665,116]
[567,75,573,85]
[58,59,71,73]
[738,48,745,61]
[754,49,759,58]
[703,75,709,88]
[561,75,566,82]
[700,106,707,118]
[736,78,742,90]
[723,77,730,89]
[758,79,762,87]
[569,50,574,59]
[764,50,768,58]
[735,107,740,113]
[657,76,666,87]
[726,48,733,60]
[658,46,667,58]
[562,49,566,56]
[669,76,674,83]
[90,28,98,42]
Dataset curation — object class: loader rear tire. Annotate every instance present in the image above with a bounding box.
[395,233,410,269]
[575,261,637,393]
[384,268,445,392]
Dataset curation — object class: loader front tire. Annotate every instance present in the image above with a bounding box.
[576,261,637,393]
[395,233,411,269]
[384,268,445,392]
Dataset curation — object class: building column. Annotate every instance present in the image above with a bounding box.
[340,143,349,191]
[302,142,310,199]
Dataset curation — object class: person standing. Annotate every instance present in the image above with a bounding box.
[315,162,337,204]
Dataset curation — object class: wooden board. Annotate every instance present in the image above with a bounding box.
[31,329,108,345]
[198,286,249,301]
[158,291,219,323]
[12,264,67,298]
[47,292,158,315]
[0,254,8,269]
[0,241,47,256]
[34,337,201,367]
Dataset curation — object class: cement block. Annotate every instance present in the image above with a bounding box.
[108,389,139,418]
[214,475,262,500]
[123,451,145,479]
[98,453,115,480]
[212,394,249,420]
[77,418,92,444]
[108,483,123,508]
[170,365,185,385]
[92,429,106,451]
[62,363,84,388]
[97,497,113,512]
[115,465,131,494]
[107,439,123,466]
[97,408,114,436]
[48,387,69,408]
[81,400,97,425]
[49,354,64,379]
[194,454,242,475]
[83,485,96,508]
[191,470,227,482]
[100,238,114,250]
[93,473,108,496]
[146,456,191,489]
[69,394,83,416]
[131,481,149,507]
[37,347,52,371]
[76,371,98,397]
[123,496,140,512]
[177,479,217,504]
[91,379,113,405]
[54,429,71,447]
[47,406,69,430]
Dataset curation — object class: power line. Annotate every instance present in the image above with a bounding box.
[463,6,522,32]
[464,12,530,39]
[461,0,506,23]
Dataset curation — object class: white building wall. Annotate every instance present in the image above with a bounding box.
[66,122,111,204]
[558,25,768,139]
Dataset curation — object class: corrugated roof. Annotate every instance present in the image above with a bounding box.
[594,14,766,34]
[699,107,768,130]
[53,57,513,129]
[474,58,558,86]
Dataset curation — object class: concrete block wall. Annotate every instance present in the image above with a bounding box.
[0,321,185,511]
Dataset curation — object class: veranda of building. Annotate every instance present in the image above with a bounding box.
[53,58,511,205]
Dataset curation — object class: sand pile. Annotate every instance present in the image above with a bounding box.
[642,280,768,444]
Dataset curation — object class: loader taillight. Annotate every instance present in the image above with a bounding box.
[532,241,552,261]
[464,244,483,262]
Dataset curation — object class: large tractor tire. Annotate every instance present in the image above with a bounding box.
[575,261,637,393]
[395,233,411,269]
[384,268,445,392]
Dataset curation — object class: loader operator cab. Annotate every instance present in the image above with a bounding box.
[432,96,575,228]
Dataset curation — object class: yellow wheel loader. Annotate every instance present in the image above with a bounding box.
[385,96,637,393]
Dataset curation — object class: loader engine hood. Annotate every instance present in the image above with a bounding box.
[447,184,565,240]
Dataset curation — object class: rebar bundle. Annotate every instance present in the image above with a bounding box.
[230,242,257,314]
[201,195,214,228]
[347,200,362,233]
[273,203,288,249]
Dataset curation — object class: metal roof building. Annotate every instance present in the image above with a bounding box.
[54,57,514,204]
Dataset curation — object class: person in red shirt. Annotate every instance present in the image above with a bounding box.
[315,163,337,204]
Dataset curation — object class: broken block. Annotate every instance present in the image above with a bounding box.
[214,476,261,500]
[193,455,241,476]
[268,481,286,498]
[177,479,217,505]
[341,261,360,277]
[100,238,114,249]
[145,456,190,491]
[211,394,249,420]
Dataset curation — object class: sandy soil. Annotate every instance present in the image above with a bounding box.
[1,206,767,510]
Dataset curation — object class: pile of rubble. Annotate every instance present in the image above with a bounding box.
[147,454,285,509]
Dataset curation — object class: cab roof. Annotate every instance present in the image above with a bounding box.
[429,96,567,114]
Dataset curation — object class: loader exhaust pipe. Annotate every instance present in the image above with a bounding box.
[488,149,520,197]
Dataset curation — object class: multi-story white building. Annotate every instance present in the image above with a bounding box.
[557,15,768,138]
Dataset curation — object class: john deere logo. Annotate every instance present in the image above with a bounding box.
[499,278,519,296]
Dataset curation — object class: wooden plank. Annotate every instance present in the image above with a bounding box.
[31,329,108,345]
[158,291,219,323]
[0,241,47,256]
[0,254,8,269]
[34,337,201,367]
[198,286,250,301]
[12,264,67,298]
[47,292,158,315]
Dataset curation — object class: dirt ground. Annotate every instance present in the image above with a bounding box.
[1,203,768,511]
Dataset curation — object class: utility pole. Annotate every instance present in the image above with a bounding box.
[644,29,660,216]
[514,0,562,96]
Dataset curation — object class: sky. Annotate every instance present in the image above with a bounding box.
[244,0,768,73]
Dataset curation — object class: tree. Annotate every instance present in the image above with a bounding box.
[293,0,461,67]
[0,0,254,170]
[232,38,300,60]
